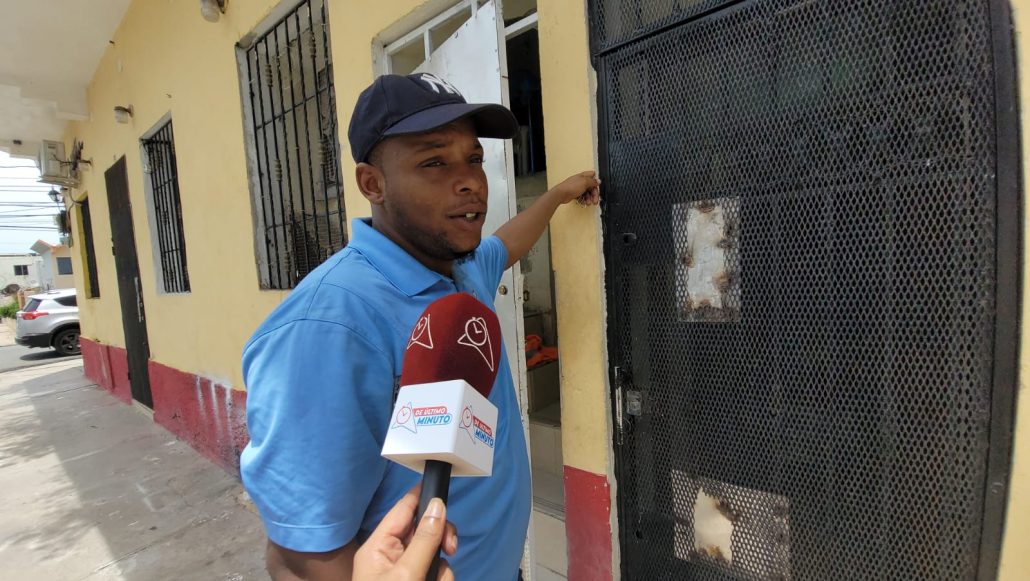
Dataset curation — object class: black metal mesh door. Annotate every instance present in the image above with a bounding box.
[593,1,1019,579]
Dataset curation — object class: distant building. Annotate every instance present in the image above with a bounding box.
[30,240,74,290]
[0,253,39,292]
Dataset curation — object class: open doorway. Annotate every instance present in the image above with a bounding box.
[503,7,568,581]
[377,2,566,578]
[502,8,570,580]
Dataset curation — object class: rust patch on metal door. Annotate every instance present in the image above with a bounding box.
[673,196,740,322]
[672,470,792,579]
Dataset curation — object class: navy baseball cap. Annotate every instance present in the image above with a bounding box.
[348,73,518,163]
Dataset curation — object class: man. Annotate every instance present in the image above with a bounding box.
[240,72,600,580]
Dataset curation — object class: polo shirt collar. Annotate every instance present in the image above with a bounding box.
[348,218,449,296]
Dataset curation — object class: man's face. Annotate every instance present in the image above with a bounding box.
[372,120,488,270]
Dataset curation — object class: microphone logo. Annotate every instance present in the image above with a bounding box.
[391,402,417,433]
[458,316,494,372]
[407,313,434,351]
[391,403,453,434]
[458,404,495,448]
[459,406,475,441]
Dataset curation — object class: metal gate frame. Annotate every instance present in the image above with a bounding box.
[589,1,1022,579]
[979,1,1020,579]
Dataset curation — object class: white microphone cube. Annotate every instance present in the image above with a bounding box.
[381,379,498,477]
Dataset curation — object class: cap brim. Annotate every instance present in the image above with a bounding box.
[382,102,518,140]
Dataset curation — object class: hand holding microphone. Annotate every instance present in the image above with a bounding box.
[353,485,458,581]
[381,292,504,581]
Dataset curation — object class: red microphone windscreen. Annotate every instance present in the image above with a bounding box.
[400,292,503,397]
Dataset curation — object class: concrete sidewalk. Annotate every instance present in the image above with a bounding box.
[0,360,266,580]
[0,317,17,347]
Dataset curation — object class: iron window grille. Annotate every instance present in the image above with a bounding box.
[141,120,191,294]
[80,199,100,298]
[242,0,347,290]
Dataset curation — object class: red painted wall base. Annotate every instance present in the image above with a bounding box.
[81,337,249,474]
[564,465,614,581]
[81,337,131,404]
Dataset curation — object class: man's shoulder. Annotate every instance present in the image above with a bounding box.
[247,248,408,347]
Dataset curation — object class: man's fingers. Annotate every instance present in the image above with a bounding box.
[396,497,447,574]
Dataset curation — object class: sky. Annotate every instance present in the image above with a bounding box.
[0,150,62,254]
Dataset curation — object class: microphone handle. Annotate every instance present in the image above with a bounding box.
[416,460,452,581]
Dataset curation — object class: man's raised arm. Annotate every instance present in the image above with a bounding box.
[494,171,600,269]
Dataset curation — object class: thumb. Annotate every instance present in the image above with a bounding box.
[397,497,447,573]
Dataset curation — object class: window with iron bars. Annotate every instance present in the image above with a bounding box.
[241,0,346,290]
[141,120,191,294]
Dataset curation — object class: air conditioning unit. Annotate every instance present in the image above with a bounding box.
[38,140,79,188]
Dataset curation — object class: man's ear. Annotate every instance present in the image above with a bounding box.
[355,162,386,205]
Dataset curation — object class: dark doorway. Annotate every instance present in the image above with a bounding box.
[104,157,153,408]
[592,0,1020,579]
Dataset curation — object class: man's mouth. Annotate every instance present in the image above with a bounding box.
[451,211,484,222]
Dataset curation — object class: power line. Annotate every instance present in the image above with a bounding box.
[0,226,58,231]
[0,211,58,215]
[0,214,59,219]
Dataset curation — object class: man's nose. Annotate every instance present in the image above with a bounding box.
[455,165,486,197]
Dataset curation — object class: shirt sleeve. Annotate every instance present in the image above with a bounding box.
[239,317,395,552]
[470,235,510,289]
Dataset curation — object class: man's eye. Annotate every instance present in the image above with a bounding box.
[421,160,444,168]
[470,156,484,165]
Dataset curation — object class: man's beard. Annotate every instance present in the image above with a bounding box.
[395,209,477,263]
[426,230,475,262]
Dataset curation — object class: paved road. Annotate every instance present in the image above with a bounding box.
[0,343,79,373]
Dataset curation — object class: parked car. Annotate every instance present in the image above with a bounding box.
[15,289,80,356]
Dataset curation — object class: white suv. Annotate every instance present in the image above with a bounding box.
[15,288,81,356]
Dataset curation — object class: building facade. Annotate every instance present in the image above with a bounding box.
[30,241,76,290]
[0,253,40,292]
[52,0,1030,579]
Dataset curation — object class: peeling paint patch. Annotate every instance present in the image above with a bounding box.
[693,487,735,563]
[150,360,249,475]
[672,470,792,579]
[672,197,741,322]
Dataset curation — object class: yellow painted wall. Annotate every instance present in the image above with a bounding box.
[999,2,1030,579]
[536,0,612,477]
[66,0,290,387]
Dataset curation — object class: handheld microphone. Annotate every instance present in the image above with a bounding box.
[381,292,503,578]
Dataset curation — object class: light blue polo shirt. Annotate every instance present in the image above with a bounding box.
[240,218,530,580]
